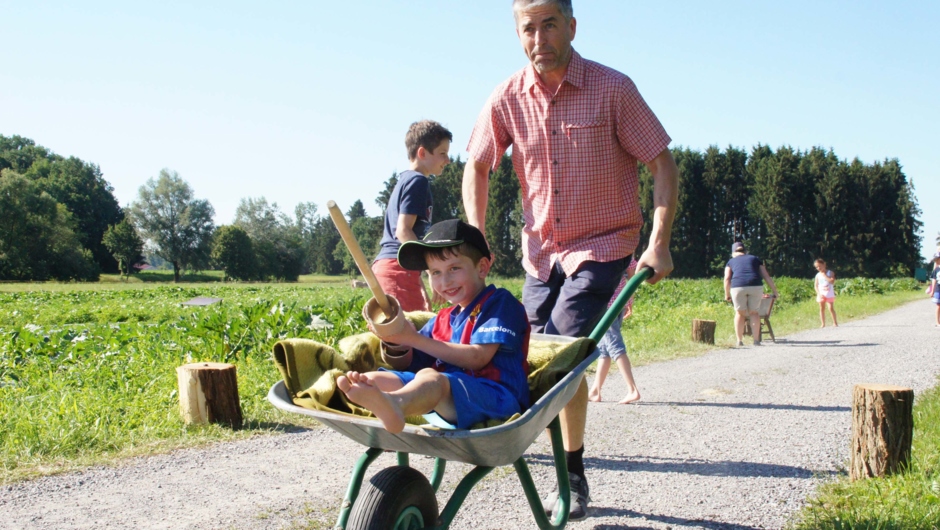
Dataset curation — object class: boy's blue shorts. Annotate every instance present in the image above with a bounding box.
[391,370,522,429]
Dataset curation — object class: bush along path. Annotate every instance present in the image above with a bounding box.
[1,299,939,529]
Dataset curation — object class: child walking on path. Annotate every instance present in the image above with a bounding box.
[814,259,838,327]
[928,253,940,326]
[588,257,640,404]
[339,220,530,433]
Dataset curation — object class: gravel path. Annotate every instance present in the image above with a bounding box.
[3,299,939,529]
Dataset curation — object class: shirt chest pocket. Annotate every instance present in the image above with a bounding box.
[563,120,609,146]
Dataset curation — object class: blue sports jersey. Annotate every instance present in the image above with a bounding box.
[406,285,531,409]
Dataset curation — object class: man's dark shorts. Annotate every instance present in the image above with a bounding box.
[522,258,629,338]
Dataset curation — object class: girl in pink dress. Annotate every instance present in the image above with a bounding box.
[814,259,838,327]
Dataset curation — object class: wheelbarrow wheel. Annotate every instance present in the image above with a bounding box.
[347,465,438,530]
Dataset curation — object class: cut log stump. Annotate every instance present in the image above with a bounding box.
[176,362,243,429]
[850,383,913,480]
[691,319,716,344]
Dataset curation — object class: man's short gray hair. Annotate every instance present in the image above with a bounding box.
[512,0,573,22]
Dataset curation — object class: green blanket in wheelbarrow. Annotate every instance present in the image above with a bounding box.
[272,313,595,429]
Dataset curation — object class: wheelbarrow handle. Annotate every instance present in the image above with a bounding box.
[588,266,654,344]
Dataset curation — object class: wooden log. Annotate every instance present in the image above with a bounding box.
[176,362,243,429]
[691,319,716,344]
[850,383,913,480]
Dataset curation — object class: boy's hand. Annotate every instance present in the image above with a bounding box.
[373,319,418,346]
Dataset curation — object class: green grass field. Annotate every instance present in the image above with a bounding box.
[0,274,926,488]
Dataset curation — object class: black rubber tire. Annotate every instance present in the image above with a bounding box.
[346,466,439,530]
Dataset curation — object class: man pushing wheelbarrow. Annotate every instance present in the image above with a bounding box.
[270,1,677,525]
[462,0,678,521]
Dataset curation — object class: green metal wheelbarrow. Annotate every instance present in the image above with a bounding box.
[268,268,652,529]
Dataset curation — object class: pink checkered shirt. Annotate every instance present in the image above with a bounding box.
[467,50,671,281]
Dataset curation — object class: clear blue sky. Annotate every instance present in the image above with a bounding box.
[2,1,937,260]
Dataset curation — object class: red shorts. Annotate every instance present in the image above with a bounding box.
[372,258,430,312]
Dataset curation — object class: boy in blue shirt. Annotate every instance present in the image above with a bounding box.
[372,120,452,312]
[339,219,530,433]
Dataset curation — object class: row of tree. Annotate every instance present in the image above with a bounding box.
[0,134,927,282]
[637,145,922,277]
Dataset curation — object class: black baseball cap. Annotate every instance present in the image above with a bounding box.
[397,219,491,271]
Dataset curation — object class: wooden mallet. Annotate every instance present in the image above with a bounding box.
[327,200,401,329]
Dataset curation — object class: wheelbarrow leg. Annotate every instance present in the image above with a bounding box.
[430,458,447,493]
[336,447,383,529]
[512,416,571,529]
[435,465,494,529]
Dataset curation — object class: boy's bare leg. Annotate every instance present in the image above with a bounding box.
[589,357,611,402]
[337,369,453,434]
[615,355,641,404]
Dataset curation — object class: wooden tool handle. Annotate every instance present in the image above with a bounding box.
[327,201,394,318]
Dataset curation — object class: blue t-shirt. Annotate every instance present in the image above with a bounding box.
[375,170,432,261]
[406,285,531,409]
[726,254,764,288]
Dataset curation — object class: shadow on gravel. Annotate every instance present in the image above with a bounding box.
[526,454,832,479]
[773,339,880,347]
[594,454,831,479]
[590,507,763,529]
[637,401,850,413]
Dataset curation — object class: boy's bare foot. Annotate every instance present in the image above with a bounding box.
[337,373,406,433]
[618,389,641,404]
[588,387,601,402]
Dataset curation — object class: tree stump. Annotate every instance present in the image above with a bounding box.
[850,383,913,480]
[176,362,243,429]
[691,319,716,344]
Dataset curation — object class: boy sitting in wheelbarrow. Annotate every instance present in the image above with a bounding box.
[338,219,531,433]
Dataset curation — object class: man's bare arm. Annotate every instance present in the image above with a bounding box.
[636,147,678,284]
[462,157,491,230]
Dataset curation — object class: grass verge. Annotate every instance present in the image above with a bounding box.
[789,382,940,528]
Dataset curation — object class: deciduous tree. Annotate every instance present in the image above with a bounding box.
[211,225,257,281]
[129,169,215,282]
[103,220,144,278]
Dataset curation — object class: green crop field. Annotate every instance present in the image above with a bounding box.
[0,275,924,483]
